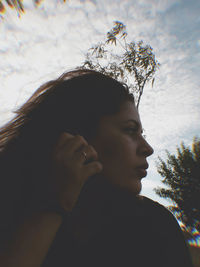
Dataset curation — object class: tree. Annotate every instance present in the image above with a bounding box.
[79,21,160,107]
[0,0,66,16]
[154,137,200,244]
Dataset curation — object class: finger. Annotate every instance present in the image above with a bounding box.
[55,134,88,156]
[66,135,88,155]
[54,132,74,151]
[74,145,98,164]
[84,161,103,178]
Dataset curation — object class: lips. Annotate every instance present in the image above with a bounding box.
[136,168,147,178]
[136,163,149,178]
[137,163,149,170]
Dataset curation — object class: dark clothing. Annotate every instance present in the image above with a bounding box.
[42,183,193,267]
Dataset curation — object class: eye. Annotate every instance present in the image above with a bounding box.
[124,127,138,135]
[124,127,147,139]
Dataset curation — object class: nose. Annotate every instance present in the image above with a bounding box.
[138,137,154,157]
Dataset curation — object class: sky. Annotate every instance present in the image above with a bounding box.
[0,0,200,208]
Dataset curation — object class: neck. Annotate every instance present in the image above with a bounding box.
[68,175,143,243]
[72,174,140,218]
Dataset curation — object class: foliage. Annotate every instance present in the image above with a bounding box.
[0,5,160,108]
[0,0,66,16]
[80,21,160,107]
[0,0,24,15]
[155,137,200,243]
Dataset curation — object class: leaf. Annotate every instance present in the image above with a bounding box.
[0,2,5,14]
[5,0,14,7]
[34,0,44,5]
[121,32,127,39]
[79,20,160,107]
[2,0,67,16]
[112,21,126,35]
[4,0,24,14]
[106,32,117,45]
[152,77,155,87]
[155,137,200,234]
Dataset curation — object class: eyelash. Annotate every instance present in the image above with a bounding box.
[124,127,138,136]
[125,128,146,139]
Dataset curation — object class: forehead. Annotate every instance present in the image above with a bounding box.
[116,101,140,122]
[99,101,141,127]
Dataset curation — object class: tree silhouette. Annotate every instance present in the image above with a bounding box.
[79,21,160,107]
[155,137,200,244]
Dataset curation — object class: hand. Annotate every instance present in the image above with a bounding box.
[50,132,103,212]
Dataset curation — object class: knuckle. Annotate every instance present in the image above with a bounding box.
[63,132,74,138]
[75,135,87,144]
[87,144,94,150]
[91,161,103,173]
[88,145,98,157]
[59,133,73,145]
[96,162,103,171]
[55,132,73,149]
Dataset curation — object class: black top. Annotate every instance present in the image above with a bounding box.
[42,181,193,267]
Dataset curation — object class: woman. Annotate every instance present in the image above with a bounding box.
[0,70,193,266]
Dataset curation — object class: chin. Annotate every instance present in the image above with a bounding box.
[119,180,142,196]
[128,180,142,195]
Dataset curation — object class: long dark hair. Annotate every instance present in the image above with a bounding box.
[0,69,134,245]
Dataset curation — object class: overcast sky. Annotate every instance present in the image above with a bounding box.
[0,0,200,207]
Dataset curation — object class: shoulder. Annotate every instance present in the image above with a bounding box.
[139,195,183,231]
[139,196,193,266]
[140,195,173,216]
[139,195,166,209]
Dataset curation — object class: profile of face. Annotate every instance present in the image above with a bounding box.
[90,101,154,195]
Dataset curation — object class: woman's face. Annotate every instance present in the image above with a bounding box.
[90,101,154,195]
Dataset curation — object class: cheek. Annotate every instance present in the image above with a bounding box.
[97,135,135,165]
